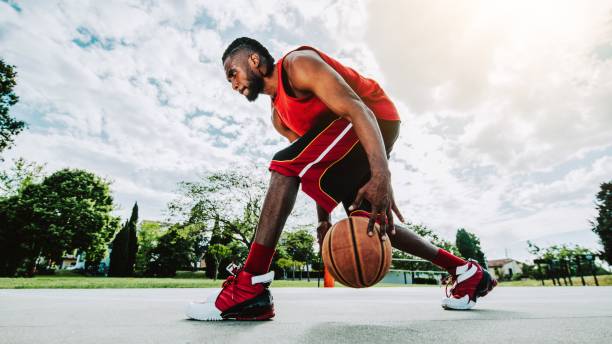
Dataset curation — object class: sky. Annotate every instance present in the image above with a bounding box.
[1,0,611,259]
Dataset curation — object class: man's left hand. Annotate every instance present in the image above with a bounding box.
[349,171,404,240]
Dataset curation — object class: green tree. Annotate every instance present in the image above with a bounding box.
[147,223,205,277]
[135,220,166,275]
[528,243,600,282]
[0,168,119,276]
[276,258,297,279]
[0,159,45,275]
[208,244,231,280]
[280,229,316,280]
[0,195,29,275]
[0,59,26,156]
[592,181,612,265]
[282,229,315,265]
[168,169,266,249]
[201,219,247,279]
[455,228,487,268]
[0,158,45,197]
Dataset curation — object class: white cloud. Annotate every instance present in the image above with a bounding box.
[365,0,612,252]
[0,0,374,224]
[1,0,609,255]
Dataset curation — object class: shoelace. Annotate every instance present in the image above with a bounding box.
[443,260,479,298]
[221,263,243,300]
[442,273,457,298]
[222,275,237,288]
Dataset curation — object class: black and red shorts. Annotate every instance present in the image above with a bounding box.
[269,115,400,216]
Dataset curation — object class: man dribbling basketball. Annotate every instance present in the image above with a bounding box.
[186,37,496,320]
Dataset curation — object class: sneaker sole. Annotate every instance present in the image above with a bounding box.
[220,289,275,321]
[226,307,275,321]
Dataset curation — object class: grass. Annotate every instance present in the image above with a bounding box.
[0,276,325,289]
[0,276,429,289]
[1,272,609,289]
[0,270,321,288]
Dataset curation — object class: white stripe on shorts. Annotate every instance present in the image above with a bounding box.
[298,122,353,178]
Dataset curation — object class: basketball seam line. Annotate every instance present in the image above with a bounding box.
[349,217,366,287]
[328,225,350,287]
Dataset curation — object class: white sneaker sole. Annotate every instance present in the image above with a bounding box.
[186,289,224,321]
[441,295,476,310]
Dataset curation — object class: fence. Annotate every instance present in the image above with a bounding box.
[382,258,447,285]
[533,254,600,286]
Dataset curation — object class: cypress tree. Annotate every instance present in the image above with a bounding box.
[592,181,612,265]
[126,202,138,276]
[205,219,226,278]
[455,228,487,268]
[108,221,129,276]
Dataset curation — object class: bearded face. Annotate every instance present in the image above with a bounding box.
[224,54,265,102]
[243,66,264,102]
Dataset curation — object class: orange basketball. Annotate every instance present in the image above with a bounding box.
[321,216,392,288]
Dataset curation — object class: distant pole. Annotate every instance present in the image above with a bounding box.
[586,255,599,286]
[536,262,545,286]
[559,259,568,286]
[576,255,586,286]
[553,260,563,286]
[544,261,555,286]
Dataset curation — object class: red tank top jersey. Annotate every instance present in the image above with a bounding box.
[272,46,400,136]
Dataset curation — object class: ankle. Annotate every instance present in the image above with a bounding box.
[431,248,467,271]
[244,242,275,275]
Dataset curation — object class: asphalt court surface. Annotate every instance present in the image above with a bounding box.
[1,286,611,343]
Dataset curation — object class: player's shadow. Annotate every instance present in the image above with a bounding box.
[445,308,527,320]
[183,318,272,327]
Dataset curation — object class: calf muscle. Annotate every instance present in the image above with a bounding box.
[253,171,300,248]
[389,223,439,261]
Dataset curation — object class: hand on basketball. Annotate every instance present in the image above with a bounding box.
[349,172,404,240]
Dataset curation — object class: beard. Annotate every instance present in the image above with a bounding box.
[245,70,264,102]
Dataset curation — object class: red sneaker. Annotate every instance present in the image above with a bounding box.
[186,265,275,321]
[442,260,497,310]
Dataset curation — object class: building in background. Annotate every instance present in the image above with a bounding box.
[488,258,524,280]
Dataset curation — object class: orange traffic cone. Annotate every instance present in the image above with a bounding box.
[323,265,335,288]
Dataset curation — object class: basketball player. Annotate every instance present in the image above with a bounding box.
[186,37,496,320]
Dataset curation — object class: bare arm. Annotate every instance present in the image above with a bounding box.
[271,107,300,143]
[284,52,389,178]
[283,51,404,238]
